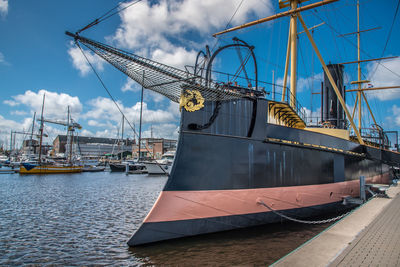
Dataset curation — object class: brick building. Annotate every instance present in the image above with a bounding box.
[132,138,177,160]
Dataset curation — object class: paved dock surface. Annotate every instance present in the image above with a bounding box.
[273,185,400,267]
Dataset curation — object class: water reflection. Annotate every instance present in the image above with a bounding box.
[130,221,330,266]
[0,171,330,266]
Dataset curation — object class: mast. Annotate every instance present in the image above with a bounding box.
[356,0,362,134]
[67,106,74,164]
[121,114,124,160]
[38,94,46,164]
[289,0,298,109]
[213,0,365,144]
[138,71,145,162]
[30,112,36,156]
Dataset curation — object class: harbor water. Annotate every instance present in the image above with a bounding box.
[0,172,332,266]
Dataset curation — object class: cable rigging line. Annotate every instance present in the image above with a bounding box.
[76,0,142,34]
[311,9,400,80]
[210,0,245,53]
[75,41,138,139]
[368,0,400,80]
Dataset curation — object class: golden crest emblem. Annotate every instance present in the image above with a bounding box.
[179,89,205,112]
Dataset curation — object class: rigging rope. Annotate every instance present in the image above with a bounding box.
[368,0,400,80]
[75,41,138,138]
[76,41,167,173]
[76,0,142,34]
[311,10,400,80]
[210,0,245,53]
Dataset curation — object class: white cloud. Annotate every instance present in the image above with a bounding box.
[276,73,323,95]
[391,105,400,126]
[3,99,19,106]
[67,42,105,76]
[0,0,8,17]
[0,52,9,65]
[365,57,400,100]
[11,110,28,116]
[5,89,82,120]
[111,0,273,68]
[83,96,177,125]
[80,129,94,137]
[141,123,179,140]
[121,77,141,92]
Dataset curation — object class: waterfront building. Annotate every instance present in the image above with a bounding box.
[53,135,135,158]
[132,138,176,160]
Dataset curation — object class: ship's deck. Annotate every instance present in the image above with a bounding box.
[272,183,400,266]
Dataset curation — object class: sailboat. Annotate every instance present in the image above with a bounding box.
[19,96,83,174]
[66,0,400,245]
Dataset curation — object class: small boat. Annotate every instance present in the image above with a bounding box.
[19,95,83,175]
[82,165,106,172]
[19,163,83,174]
[109,162,146,173]
[143,151,175,175]
[0,168,16,174]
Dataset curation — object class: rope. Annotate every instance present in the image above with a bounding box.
[257,200,353,224]
[76,0,142,34]
[210,0,245,53]
[76,41,167,174]
[311,10,400,80]
[368,0,400,80]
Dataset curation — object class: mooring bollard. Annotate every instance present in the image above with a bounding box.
[125,163,129,175]
[360,175,366,202]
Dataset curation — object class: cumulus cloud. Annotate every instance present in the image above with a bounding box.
[0,52,9,65]
[121,78,141,92]
[365,57,400,100]
[0,0,8,17]
[276,73,323,95]
[83,96,178,126]
[10,110,28,116]
[3,99,18,106]
[67,42,105,76]
[141,123,179,140]
[111,0,273,68]
[391,105,400,126]
[4,89,82,120]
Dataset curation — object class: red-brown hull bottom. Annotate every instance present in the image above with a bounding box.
[128,172,390,246]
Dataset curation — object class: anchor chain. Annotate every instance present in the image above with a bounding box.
[257,200,353,224]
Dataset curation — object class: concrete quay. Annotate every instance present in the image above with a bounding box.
[272,184,400,267]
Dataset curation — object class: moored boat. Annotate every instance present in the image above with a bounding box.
[19,163,82,174]
[143,151,175,175]
[82,165,106,172]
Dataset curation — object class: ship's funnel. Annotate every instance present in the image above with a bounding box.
[322,64,346,129]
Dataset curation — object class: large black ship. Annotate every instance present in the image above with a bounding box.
[66,0,400,246]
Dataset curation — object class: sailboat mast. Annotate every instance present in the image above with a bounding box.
[38,94,45,163]
[30,112,36,156]
[357,0,362,133]
[290,0,298,109]
[138,71,145,162]
[67,106,74,164]
[121,114,124,160]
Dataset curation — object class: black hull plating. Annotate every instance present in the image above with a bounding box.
[167,98,396,191]
[128,98,399,246]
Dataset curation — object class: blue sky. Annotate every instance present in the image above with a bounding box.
[1,0,399,149]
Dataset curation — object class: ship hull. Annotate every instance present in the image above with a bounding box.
[128,98,399,246]
[19,164,83,174]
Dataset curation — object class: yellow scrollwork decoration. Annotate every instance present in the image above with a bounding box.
[179,89,205,112]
